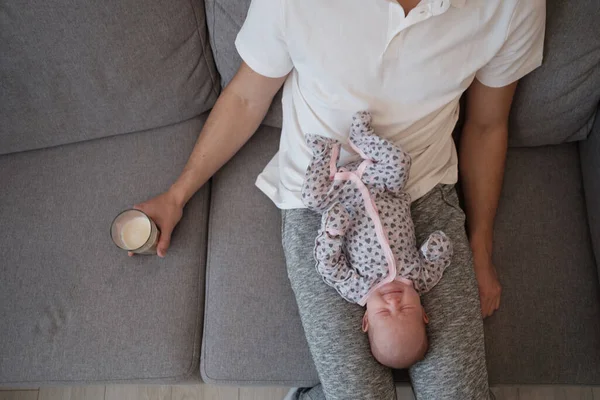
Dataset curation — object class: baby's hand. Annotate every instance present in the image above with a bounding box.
[305,133,338,156]
[324,203,349,237]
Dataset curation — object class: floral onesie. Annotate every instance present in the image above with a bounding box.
[301,111,453,305]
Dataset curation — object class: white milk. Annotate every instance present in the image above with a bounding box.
[121,216,151,250]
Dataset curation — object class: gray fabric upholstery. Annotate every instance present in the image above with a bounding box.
[508,0,600,147]
[486,144,600,384]
[201,124,318,385]
[580,107,600,280]
[0,0,219,155]
[0,116,209,384]
[204,0,283,128]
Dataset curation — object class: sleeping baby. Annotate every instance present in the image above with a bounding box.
[301,111,453,369]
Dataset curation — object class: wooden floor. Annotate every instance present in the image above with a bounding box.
[1,385,599,400]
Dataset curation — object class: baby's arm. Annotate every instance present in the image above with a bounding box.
[314,204,361,303]
[414,231,453,293]
[301,134,344,212]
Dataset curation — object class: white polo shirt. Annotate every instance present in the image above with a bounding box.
[235,0,545,209]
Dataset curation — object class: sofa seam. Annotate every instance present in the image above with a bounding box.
[0,375,194,385]
[184,185,211,378]
[189,0,220,98]
[201,174,217,381]
[579,102,600,268]
[0,114,207,158]
[211,0,218,74]
[199,377,319,385]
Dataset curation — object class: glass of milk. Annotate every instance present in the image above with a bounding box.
[110,209,160,254]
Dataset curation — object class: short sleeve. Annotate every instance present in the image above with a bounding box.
[476,0,546,88]
[234,0,293,78]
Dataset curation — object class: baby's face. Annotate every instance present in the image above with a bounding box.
[363,279,429,368]
[364,278,426,326]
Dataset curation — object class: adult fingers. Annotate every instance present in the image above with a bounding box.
[156,228,172,258]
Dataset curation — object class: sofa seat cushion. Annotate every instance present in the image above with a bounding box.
[0,115,210,384]
[0,0,219,155]
[204,129,600,385]
[487,143,600,384]
[201,125,317,385]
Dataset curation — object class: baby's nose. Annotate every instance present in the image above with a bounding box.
[390,298,403,309]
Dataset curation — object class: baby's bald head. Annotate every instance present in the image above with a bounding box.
[363,279,429,368]
[367,314,428,369]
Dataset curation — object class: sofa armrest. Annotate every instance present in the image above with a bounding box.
[580,104,600,277]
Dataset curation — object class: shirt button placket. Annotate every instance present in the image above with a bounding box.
[432,0,451,16]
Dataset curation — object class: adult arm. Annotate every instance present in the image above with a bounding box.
[459,78,517,317]
[133,62,287,257]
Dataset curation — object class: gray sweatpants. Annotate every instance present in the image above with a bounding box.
[282,184,490,400]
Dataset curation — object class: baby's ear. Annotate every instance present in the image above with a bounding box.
[423,309,430,325]
[362,311,369,332]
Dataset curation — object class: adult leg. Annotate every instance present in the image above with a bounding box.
[409,184,491,400]
[282,208,396,400]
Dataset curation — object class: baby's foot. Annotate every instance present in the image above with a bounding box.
[305,133,340,156]
[349,111,385,161]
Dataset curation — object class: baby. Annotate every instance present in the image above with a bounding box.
[301,111,453,369]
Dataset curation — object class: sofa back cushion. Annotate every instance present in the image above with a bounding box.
[205,0,282,128]
[508,0,600,146]
[0,0,219,155]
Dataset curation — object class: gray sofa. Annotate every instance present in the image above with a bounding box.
[1,0,599,389]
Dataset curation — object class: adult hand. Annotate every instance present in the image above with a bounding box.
[472,250,502,318]
[128,190,184,258]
